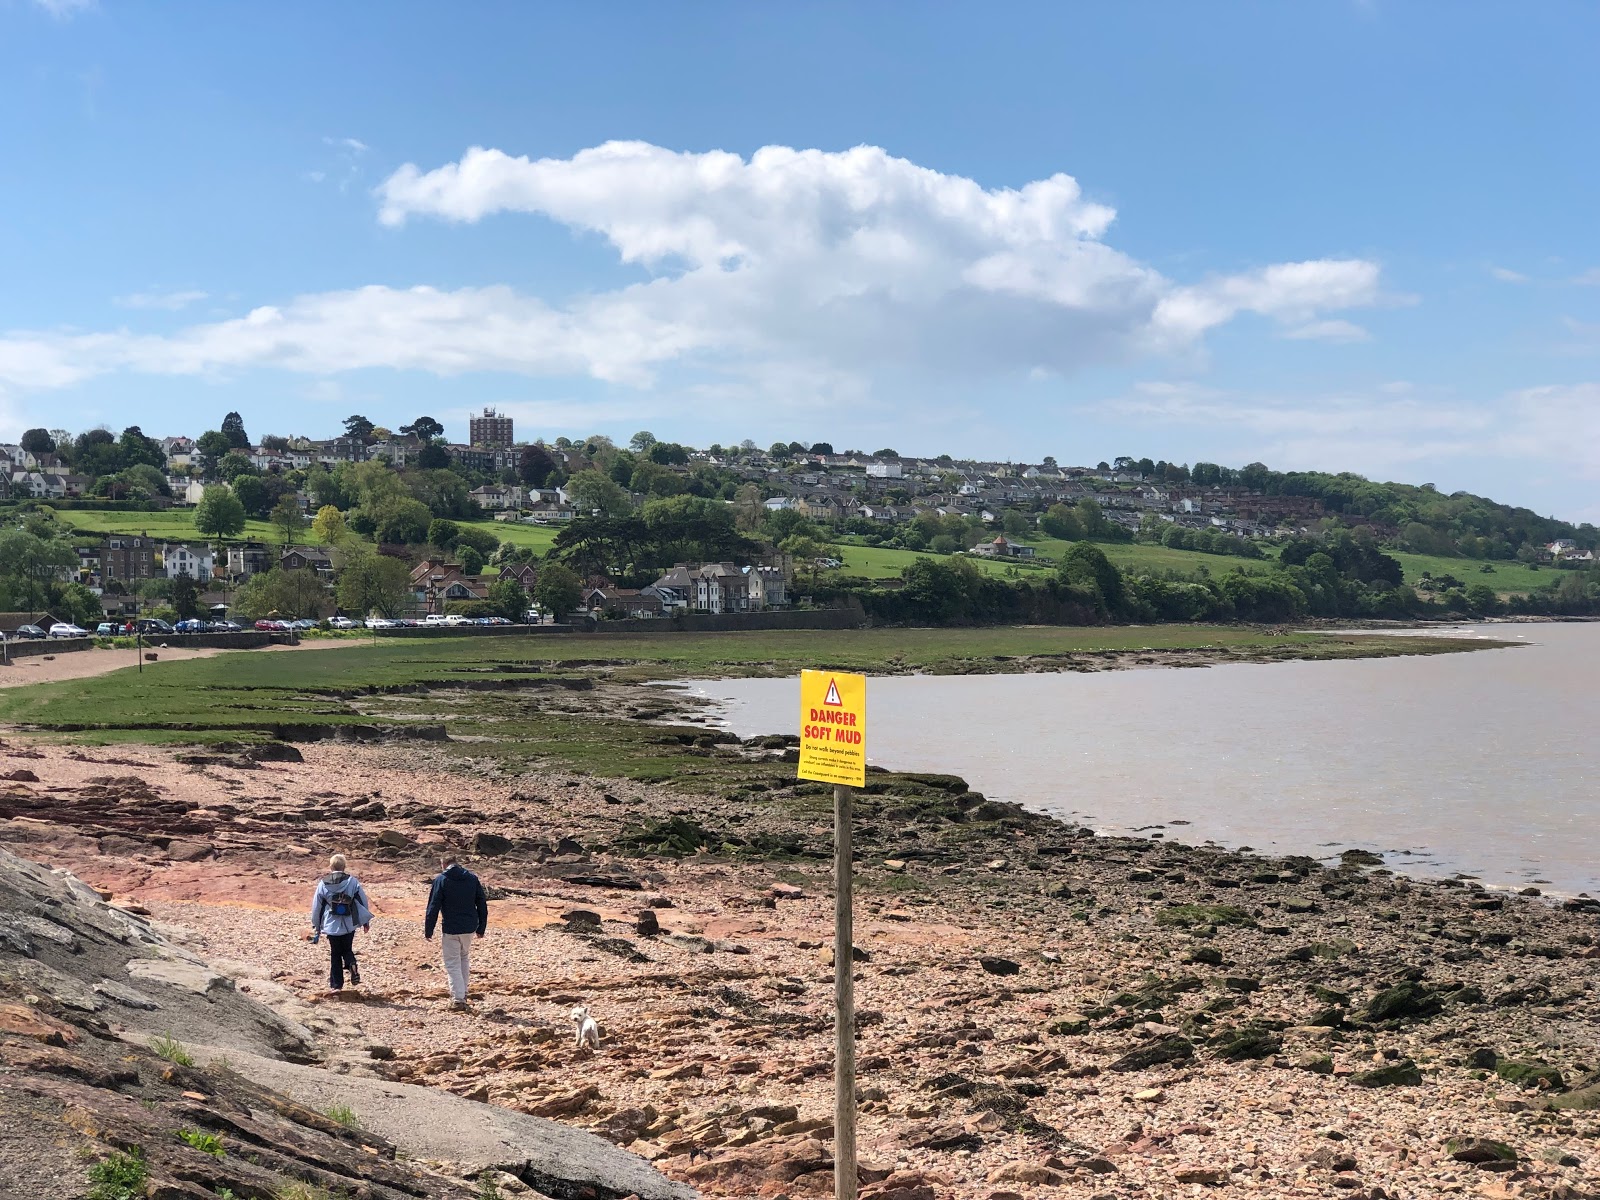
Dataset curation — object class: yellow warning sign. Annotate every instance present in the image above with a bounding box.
[798,669,867,788]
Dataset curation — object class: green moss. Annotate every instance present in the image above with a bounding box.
[1155,904,1254,929]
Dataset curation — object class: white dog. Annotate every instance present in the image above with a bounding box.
[570,1004,601,1050]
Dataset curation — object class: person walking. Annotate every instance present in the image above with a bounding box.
[424,852,488,1008]
[308,853,372,993]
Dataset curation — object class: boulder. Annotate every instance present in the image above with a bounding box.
[1351,1059,1423,1087]
[376,829,411,849]
[1495,1060,1564,1090]
[1209,1026,1283,1061]
[978,956,1021,977]
[635,909,661,937]
[471,832,515,856]
[1448,1138,1518,1165]
[1364,980,1444,1023]
[1110,1036,1194,1073]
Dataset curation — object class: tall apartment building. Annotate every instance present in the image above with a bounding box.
[468,407,513,448]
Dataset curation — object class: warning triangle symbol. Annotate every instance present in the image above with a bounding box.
[823,678,843,706]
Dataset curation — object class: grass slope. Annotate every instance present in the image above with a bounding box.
[833,538,1270,581]
[49,508,558,554]
[1386,551,1553,596]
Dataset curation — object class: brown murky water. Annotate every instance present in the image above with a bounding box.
[692,623,1600,893]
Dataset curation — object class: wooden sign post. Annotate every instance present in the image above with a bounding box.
[798,670,867,1200]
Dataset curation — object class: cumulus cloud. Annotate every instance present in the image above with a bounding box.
[1280,318,1371,343]
[113,289,209,312]
[0,141,1385,397]
[1489,265,1529,284]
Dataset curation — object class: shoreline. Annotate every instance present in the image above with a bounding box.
[3,737,1599,1198]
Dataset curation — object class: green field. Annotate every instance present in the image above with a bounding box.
[52,508,278,544]
[832,536,1270,581]
[47,507,558,554]
[1387,550,1554,596]
[0,625,1492,747]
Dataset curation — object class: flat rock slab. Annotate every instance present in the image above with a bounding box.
[127,957,233,996]
[93,978,162,1010]
[212,1048,698,1200]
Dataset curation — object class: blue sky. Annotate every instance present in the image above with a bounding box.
[2,1,1597,521]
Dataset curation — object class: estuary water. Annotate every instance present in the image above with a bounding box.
[685,623,1600,894]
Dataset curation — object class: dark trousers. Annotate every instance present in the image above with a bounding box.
[327,932,359,989]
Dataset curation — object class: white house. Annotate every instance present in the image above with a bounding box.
[865,461,904,479]
[162,543,215,583]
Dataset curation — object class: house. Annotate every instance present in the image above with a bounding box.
[866,461,903,479]
[582,587,664,618]
[498,563,539,590]
[162,543,214,583]
[101,536,158,583]
[470,484,521,510]
[649,561,785,615]
[411,560,490,612]
[525,500,576,523]
[280,546,334,576]
[763,496,799,512]
[161,436,195,470]
[743,564,789,607]
[971,536,1035,560]
[225,543,273,580]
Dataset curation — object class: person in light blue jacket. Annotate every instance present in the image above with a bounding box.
[309,853,372,992]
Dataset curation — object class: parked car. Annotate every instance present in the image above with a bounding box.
[13,625,46,640]
[423,613,448,625]
[94,621,118,636]
[174,619,210,633]
[135,618,175,635]
[364,617,395,629]
[485,616,512,625]
[212,619,241,632]
[253,618,289,632]
[442,614,470,627]
[329,616,359,630]
[48,623,88,638]
[288,619,317,630]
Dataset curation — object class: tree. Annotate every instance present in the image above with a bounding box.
[428,519,461,550]
[311,505,347,544]
[733,483,764,532]
[336,546,411,617]
[221,411,250,449]
[20,428,55,455]
[374,498,433,544]
[1059,542,1126,617]
[518,444,557,488]
[170,573,201,620]
[73,428,120,478]
[485,577,528,621]
[232,474,269,517]
[453,525,501,558]
[343,414,376,443]
[0,527,77,609]
[1002,509,1030,538]
[458,545,485,574]
[809,442,834,455]
[872,448,898,459]
[416,441,451,470]
[780,534,826,588]
[194,485,247,540]
[235,567,327,620]
[566,470,633,517]
[194,430,232,476]
[271,495,308,546]
[399,416,445,441]
[629,431,658,453]
[217,451,256,483]
[533,563,582,618]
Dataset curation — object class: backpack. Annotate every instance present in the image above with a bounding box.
[327,884,358,920]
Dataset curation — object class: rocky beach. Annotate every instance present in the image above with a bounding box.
[4,713,1599,1200]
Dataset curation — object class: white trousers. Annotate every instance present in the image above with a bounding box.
[440,932,473,1001]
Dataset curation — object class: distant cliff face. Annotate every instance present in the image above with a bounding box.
[0,847,696,1200]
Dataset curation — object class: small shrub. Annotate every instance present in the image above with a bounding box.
[177,1128,225,1157]
[478,1172,505,1200]
[323,1103,360,1129]
[275,1184,335,1200]
[150,1031,194,1066]
[86,1149,148,1200]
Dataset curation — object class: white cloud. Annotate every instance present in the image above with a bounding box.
[1489,266,1529,284]
[0,141,1387,400]
[324,136,369,154]
[113,289,209,312]
[1280,318,1371,343]
[1573,267,1600,286]
[31,0,95,17]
